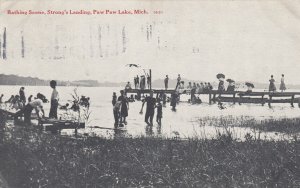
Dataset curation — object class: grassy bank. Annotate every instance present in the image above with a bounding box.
[0,124,299,188]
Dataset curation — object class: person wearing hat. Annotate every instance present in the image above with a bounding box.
[118,90,129,125]
[140,90,156,125]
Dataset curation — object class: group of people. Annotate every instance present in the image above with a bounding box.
[133,74,151,90]
[112,90,166,127]
[0,80,60,124]
[269,74,286,92]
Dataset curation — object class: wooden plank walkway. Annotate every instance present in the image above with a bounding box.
[126,89,300,106]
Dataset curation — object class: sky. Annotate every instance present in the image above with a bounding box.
[0,0,300,84]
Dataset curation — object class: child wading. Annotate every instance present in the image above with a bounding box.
[49,80,59,119]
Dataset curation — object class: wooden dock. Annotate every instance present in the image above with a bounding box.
[39,118,85,133]
[126,89,300,107]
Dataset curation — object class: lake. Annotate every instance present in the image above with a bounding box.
[1,85,299,140]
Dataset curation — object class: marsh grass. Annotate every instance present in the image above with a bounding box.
[0,122,299,188]
[197,116,300,135]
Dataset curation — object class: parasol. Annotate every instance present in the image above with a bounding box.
[216,73,225,79]
[245,82,254,88]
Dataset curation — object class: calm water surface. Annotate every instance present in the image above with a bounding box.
[1,86,299,140]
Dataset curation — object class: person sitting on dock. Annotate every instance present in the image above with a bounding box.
[269,75,276,92]
[14,93,45,125]
[125,81,132,91]
[226,80,235,92]
[280,74,286,92]
[187,82,192,90]
[207,82,213,91]
[204,82,209,92]
[140,90,156,125]
[218,78,225,92]
[164,75,169,90]
[176,74,181,89]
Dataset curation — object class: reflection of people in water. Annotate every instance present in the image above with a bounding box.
[170,92,177,111]
[113,101,122,126]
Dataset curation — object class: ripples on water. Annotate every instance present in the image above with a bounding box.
[1,86,299,140]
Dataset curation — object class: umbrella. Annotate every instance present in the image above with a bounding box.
[126,64,140,68]
[216,73,225,79]
[226,79,235,83]
[245,82,254,88]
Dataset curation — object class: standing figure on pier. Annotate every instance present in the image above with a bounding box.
[147,74,151,89]
[140,75,145,90]
[269,75,276,92]
[136,75,139,89]
[176,74,181,89]
[164,75,169,90]
[279,74,286,92]
[134,77,137,89]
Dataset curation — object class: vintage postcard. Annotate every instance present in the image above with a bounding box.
[0,0,299,187]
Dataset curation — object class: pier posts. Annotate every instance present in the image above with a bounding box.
[209,93,212,104]
[268,95,272,107]
[291,95,294,107]
[233,93,236,104]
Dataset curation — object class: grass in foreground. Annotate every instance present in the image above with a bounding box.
[0,124,299,188]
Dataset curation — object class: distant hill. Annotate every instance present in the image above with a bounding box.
[1,74,300,90]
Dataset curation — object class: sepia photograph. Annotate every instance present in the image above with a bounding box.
[0,0,299,187]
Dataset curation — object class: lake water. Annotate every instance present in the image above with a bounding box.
[1,85,299,140]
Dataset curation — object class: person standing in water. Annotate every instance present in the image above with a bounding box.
[49,80,59,119]
[112,92,117,106]
[269,75,276,92]
[164,75,169,90]
[19,87,26,104]
[140,90,156,125]
[279,74,286,92]
[118,90,129,125]
[156,99,163,125]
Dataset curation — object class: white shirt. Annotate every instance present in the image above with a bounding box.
[29,99,43,108]
[51,88,59,101]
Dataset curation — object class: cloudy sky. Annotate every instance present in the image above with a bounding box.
[0,0,300,84]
